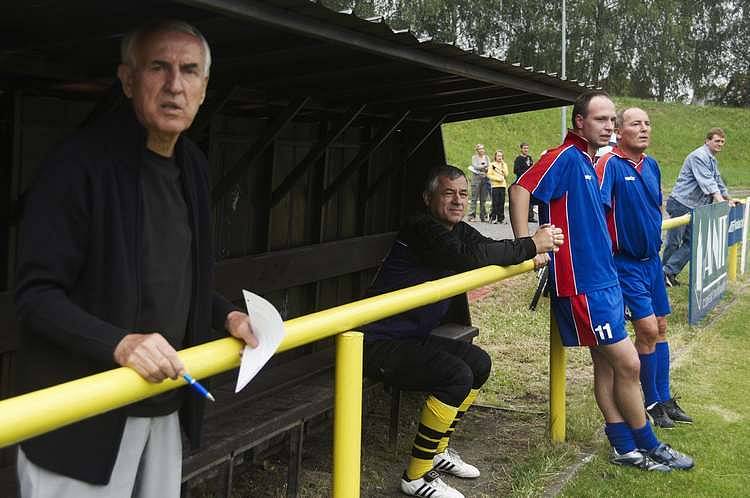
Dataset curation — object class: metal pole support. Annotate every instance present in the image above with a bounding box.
[549,313,566,442]
[332,331,363,498]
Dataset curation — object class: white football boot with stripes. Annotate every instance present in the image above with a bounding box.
[433,448,480,478]
[400,470,464,498]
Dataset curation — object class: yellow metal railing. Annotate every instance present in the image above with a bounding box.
[2,208,744,493]
[0,260,534,497]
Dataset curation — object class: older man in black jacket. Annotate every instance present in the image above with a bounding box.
[362,165,562,498]
[14,20,257,497]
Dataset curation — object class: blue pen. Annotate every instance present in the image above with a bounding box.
[183,373,215,402]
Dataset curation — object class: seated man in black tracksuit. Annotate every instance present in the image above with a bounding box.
[362,165,563,498]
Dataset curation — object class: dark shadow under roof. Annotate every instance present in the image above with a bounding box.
[0,0,591,123]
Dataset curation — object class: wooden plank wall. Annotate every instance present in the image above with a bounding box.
[0,93,446,469]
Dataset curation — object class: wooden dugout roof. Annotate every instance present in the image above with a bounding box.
[0,0,589,124]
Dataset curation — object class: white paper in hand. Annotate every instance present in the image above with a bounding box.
[235,290,285,393]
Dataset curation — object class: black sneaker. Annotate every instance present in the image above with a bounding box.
[610,448,671,472]
[645,443,694,470]
[647,403,675,429]
[662,396,693,424]
[664,273,680,287]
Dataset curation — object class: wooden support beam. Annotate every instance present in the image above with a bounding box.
[365,115,446,201]
[444,98,564,122]
[270,104,366,208]
[321,111,410,205]
[211,96,310,205]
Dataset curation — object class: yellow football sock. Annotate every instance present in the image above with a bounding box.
[405,395,459,480]
[436,388,479,454]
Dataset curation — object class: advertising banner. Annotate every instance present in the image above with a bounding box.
[727,203,745,246]
[689,202,730,325]
[741,198,750,274]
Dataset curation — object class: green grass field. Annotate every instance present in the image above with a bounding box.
[468,270,750,497]
[558,280,750,497]
[442,97,750,188]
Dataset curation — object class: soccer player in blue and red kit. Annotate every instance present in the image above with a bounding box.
[509,92,693,471]
[595,107,694,429]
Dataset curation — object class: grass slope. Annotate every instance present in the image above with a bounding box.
[442,98,750,188]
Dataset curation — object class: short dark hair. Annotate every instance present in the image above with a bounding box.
[424,164,466,195]
[706,127,725,140]
[519,142,528,148]
[571,90,611,130]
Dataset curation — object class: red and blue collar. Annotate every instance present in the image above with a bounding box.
[611,146,646,172]
[563,131,592,156]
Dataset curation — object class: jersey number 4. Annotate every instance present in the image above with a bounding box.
[594,323,612,340]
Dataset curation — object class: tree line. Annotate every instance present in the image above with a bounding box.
[322,0,750,107]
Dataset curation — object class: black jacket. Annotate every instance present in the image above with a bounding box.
[14,105,237,484]
[362,213,537,341]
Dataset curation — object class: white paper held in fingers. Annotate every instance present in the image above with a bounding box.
[235,290,286,393]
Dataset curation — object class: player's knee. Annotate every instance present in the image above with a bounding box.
[635,324,659,347]
[618,355,641,382]
[434,362,474,406]
[451,361,475,391]
[656,317,668,340]
[467,346,492,388]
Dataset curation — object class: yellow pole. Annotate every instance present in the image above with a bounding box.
[661,213,691,231]
[728,243,738,282]
[0,338,244,449]
[332,331,363,498]
[549,313,566,442]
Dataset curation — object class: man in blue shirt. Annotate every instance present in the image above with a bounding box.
[596,107,693,429]
[662,128,735,286]
[511,92,693,472]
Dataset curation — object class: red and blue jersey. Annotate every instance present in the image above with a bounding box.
[516,132,618,297]
[595,148,663,259]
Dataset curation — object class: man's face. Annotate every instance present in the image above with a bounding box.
[424,175,469,228]
[521,145,529,156]
[118,30,208,140]
[706,134,725,155]
[476,146,485,156]
[575,96,616,147]
[616,108,651,153]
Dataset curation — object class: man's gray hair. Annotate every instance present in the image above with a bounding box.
[121,20,212,76]
[424,165,467,195]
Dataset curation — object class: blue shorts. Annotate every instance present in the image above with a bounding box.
[551,285,628,347]
[614,254,671,321]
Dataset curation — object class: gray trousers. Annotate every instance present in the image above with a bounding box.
[469,173,490,219]
[18,412,181,498]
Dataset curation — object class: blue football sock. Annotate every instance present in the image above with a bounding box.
[655,342,671,401]
[639,352,660,406]
[605,422,636,454]
[632,421,659,451]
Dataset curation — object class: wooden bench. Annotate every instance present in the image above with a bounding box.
[0,232,480,497]
[181,233,479,496]
[181,323,479,496]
